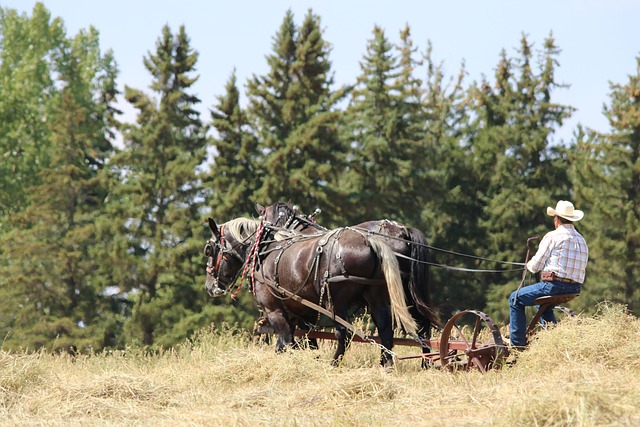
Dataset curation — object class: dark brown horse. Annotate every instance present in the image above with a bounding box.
[258,202,439,365]
[204,213,417,367]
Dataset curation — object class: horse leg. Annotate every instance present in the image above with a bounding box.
[373,307,395,367]
[292,320,319,350]
[411,307,433,369]
[360,286,395,367]
[299,319,319,350]
[252,316,273,345]
[331,308,352,367]
[307,334,319,350]
[265,309,294,353]
[301,328,319,350]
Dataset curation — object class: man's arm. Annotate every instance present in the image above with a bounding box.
[526,233,552,273]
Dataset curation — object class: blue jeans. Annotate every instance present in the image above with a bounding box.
[509,281,581,347]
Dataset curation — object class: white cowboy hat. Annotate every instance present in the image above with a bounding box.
[547,200,584,222]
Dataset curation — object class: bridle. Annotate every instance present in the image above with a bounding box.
[203,206,323,298]
[204,224,247,294]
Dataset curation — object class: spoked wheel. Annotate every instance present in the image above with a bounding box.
[439,310,508,372]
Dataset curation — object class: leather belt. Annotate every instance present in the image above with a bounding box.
[554,276,581,285]
[542,271,581,285]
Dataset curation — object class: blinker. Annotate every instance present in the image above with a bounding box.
[204,242,213,257]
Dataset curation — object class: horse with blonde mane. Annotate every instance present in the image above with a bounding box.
[258,201,439,367]
[204,211,416,367]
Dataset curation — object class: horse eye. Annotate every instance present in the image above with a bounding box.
[204,243,213,257]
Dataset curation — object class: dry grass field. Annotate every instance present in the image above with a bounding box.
[2,302,640,426]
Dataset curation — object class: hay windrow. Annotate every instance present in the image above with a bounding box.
[1,303,639,426]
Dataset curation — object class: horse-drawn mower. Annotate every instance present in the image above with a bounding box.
[205,202,578,372]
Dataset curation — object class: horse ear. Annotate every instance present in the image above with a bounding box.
[255,203,265,215]
[208,218,220,237]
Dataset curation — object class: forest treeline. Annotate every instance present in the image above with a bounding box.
[1,3,638,353]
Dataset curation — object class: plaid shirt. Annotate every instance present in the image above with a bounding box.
[526,224,588,284]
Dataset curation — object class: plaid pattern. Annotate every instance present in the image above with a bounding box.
[526,224,588,284]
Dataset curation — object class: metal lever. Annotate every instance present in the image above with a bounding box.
[515,236,539,298]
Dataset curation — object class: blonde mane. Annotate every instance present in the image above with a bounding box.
[223,217,260,243]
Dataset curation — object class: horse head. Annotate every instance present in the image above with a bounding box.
[204,217,258,298]
[256,201,325,233]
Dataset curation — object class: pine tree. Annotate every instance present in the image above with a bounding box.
[387,25,431,226]
[341,25,397,221]
[208,70,260,218]
[104,25,210,348]
[246,9,347,222]
[570,56,640,315]
[392,29,469,229]
[412,44,473,320]
[394,25,425,145]
[341,25,439,223]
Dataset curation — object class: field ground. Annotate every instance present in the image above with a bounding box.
[2,303,639,426]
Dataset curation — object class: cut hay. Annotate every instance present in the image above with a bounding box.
[1,303,639,426]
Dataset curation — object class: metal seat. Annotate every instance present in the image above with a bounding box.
[534,293,579,306]
[526,293,579,338]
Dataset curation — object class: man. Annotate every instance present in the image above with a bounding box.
[509,200,588,348]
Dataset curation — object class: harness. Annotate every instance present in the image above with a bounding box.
[264,225,398,328]
[204,224,248,296]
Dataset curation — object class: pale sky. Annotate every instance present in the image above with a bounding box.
[4,0,640,144]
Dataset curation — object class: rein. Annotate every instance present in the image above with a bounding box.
[514,236,538,300]
[267,218,525,274]
[212,225,228,273]
[346,225,526,268]
[392,251,524,273]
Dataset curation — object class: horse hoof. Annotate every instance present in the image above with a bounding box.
[330,357,344,368]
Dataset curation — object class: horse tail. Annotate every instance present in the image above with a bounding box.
[369,236,418,335]
[405,227,441,328]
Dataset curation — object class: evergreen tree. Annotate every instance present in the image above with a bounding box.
[388,25,433,226]
[104,25,212,348]
[208,70,260,218]
[413,44,472,320]
[341,25,401,222]
[570,56,640,315]
[246,9,347,222]
[0,25,119,352]
[395,32,469,229]
[341,25,444,224]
